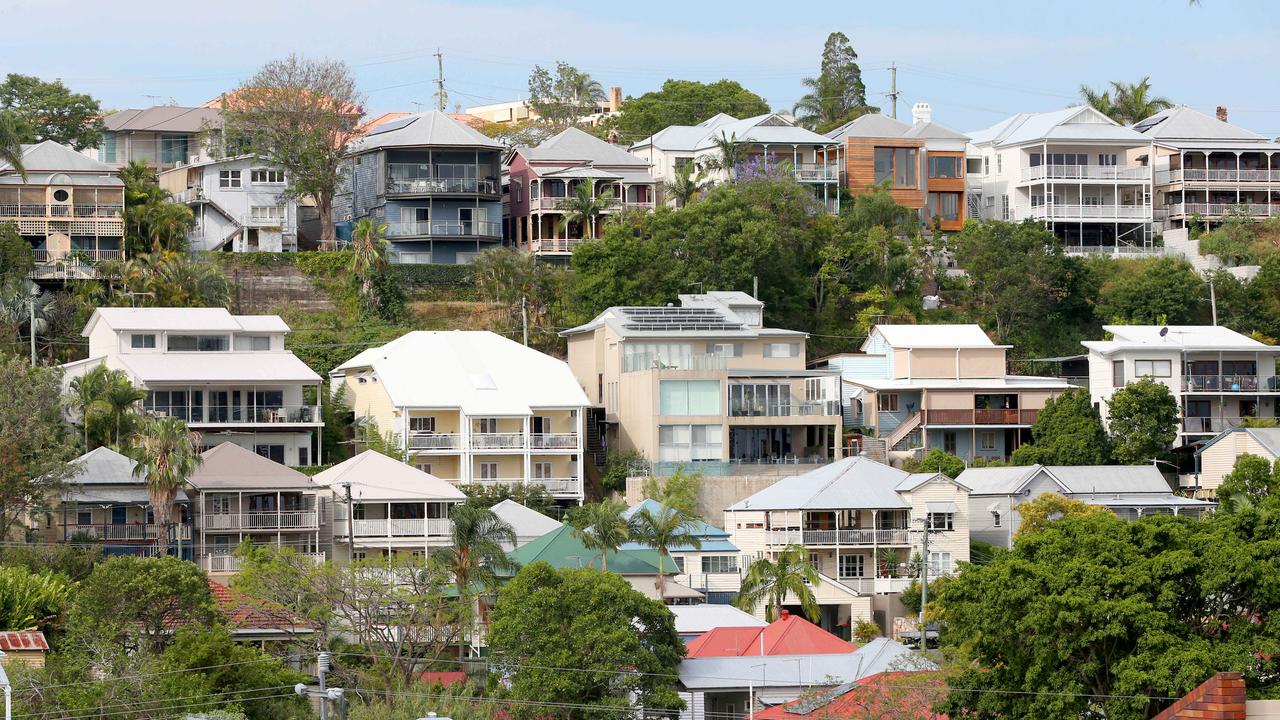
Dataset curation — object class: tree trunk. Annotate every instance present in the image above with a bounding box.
[318,193,336,251]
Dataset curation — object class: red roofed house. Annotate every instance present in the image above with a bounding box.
[754,671,947,720]
[0,631,50,668]
[684,609,855,658]
[416,671,468,687]
[206,579,314,647]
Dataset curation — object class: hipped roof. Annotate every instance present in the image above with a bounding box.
[188,443,317,490]
[312,450,465,502]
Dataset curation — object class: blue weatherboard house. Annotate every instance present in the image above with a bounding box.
[622,499,742,604]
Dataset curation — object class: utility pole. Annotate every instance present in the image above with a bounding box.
[295,652,343,720]
[341,482,354,562]
[918,515,930,644]
[433,48,447,112]
[520,296,529,346]
[28,294,36,367]
[887,63,901,120]
[1209,276,1218,325]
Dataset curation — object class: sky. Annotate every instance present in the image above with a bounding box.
[5,0,1279,138]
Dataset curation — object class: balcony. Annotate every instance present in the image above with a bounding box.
[835,576,917,594]
[622,352,728,374]
[68,524,192,541]
[386,164,497,196]
[922,408,1038,425]
[729,400,842,418]
[1162,169,1280,184]
[1159,202,1276,219]
[0,203,123,219]
[1182,416,1247,434]
[184,404,320,426]
[794,163,839,182]
[32,249,123,263]
[409,433,462,451]
[1182,375,1271,393]
[1027,204,1151,221]
[385,220,501,239]
[766,528,911,546]
[471,433,525,450]
[205,552,324,573]
[530,238,582,254]
[530,433,579,450]
[470,477,579,495]
[1021,165,1150,182]
[201,510,320,531]
[349,517,452,538]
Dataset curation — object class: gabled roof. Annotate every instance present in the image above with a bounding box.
[632,113,743,152]
[312,450,465,501]
[754,671,948,719]
[621,499,738,554]
[519,126,650,167]
[1134,106,1267,142]
[903,121,970,141]
[104,106,223,133]
[959,464,1217,511]
[349,110,503,153]
[865,324,997,351]
[669,604,767,636]
[827,113,912,140]
[1197,426,1280,458]
[684,610,856,657]
[968,106,1149,147]
[507,523,676,574]
[1083,325,1277,354]
[0,141,122,182]
[333,331,589,415]
[692,113,836,151]
[188,443,317,490]
[65,446,142,485]
[561,292,804,340]
[729,457,951,511]
[678,637,931,690]
[83,307,290,335]
[490,499,562,543]
[207,579,313,633]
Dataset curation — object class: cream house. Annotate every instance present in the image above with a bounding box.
[1194,427,1280,497]
[331,331,590,506]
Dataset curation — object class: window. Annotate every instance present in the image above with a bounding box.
[160,134,189,165]
[657,424,723,462]
[984,195,995,208]
[409,416,436,433]
[533,462,552,479]
[530,180,540,199]
[672,556,685,573]
[928,155,960,178]
[250,205,285,222]
[927,513,955,531]
[996,154,1002,174]
[966,157,983,175]
[943,431,957,454]
[233,335,270,351]
[992,510,1002,527]
[929,551,953,574]
[873,147,917,187]
[101,132,117,163]
[1000,195,1010,220]
[416,461,433,474]
[983,157,990,175]
[1112,360,1125,387]
[762,342,800,358]
[1135,359,1172,378]
[512,178,523,203]
[250,168,285,184]
[1098,153,1117,166]
[622,342,694,372]
[927,192,960,221]
[77,509,92,525]
[874,148,894,183]
[298,447,309,466]
[659,380,722,416]
[729,383,793,417]
[130,333,157,349]
[211,496,231,514]
[706,343,743,358]
[167,334,229,351]
[254,444,285,463]
[477,418,498,434]
[219,170,242,188]
[838,553,865,579]
[701,555,738,574]
[1081,195,1103,207]
[877,393,899,413]
[478,463,499,479]
[979,431,997,451]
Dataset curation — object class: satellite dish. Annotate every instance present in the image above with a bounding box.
[1159,327,1169,338]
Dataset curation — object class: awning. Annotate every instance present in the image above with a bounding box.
[926,501,959,514]
[985,501,1002,515]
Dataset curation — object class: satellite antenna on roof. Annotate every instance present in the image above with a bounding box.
[1159,327,1169,338]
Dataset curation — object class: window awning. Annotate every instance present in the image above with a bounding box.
[926,501,959,514]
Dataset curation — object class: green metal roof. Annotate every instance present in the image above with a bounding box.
[505,524,678,574]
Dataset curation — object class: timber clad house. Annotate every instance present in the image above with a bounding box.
[93,106,224,170]
[157,155,299,253]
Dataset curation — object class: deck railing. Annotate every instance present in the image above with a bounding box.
[765,528,911,546]
[1027,204,1151,220]
[201,510,320,531]
[349,517,452,538]
[408,433,462,450]
[385,220,501,238]
[1021,164,1150,182]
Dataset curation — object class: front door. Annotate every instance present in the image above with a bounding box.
[459,207,474,235]
[414,207,429,234]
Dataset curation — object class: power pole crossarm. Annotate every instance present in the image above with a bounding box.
[434,49,447,112]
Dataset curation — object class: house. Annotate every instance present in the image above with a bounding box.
[61,308,324,467]
[726,456,971,636]
[1081,325,1280,454]
[0,632,50,668]
[1134,106,1280,233]
[314,450,466,562]
[489,499,562,550]
[561,291,843,476]
[339,111,504,265]
[753,670,948,720]
[1194,427,1280,497]
[631,112,841,211]
[815,324,1070,462]
[331,330,590,506]
[959,464,1216,547]
[622,499,742,603]
[95,106,224,170]
[467,87,623,126]
[189,442,325,574]
[966,105,1156,254]
[49,447,193,558]
[0,140,124,278]
[683,609,855,658]
[1149,672,1280,719]
[506,127,656,256]
[668,604,766,643]
[827,103,969,231]
[205,579,314,647]
[677,636,931,720]
[156,155,298,252]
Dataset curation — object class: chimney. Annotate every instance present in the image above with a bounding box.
[1216,105,1229,123]
[912,102,933,124]
[609,86,623,113]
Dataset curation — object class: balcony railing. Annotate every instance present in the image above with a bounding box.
[205,551,324,572]
[471,432,525,450]
[201,510,319,531]
[1160,202,1276,219]
[471,477,579,495]
[349,517,452,538]
[765,528,912,546]
[922,408,1038,425]
[729,400,842,418]
[1165,169,1280,183]
[0,203,123,218]
[385,220,501,238]
[530,433,578,449]
[1021,164,1151,182]
[1028,204,1151,220]
[794,163,840,181]
[530,238,582,254]
[409,433,462,450]
[386,164,497,195]
[32,249,123,263]
[162,404,321,425]
[1182,416,1248,434]
[69,524,192,541]
[1182,375,1266,392]
[622,352,728,373]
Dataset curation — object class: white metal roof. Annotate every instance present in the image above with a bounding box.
[333,331,589,415]
[967,106,1149,147]
[668,604,766,636]
[188,443,318,490]
[349,110,504,153]
[679,638,931,690]
[1134,106,1267,142]
[116,352,321,384]
[490,499,562,544]
[84,307,290,335]
[960,464,1183,496]
[520,127,651,167]
[827,113,912,140]
[728,457,936,511]
[846,376,1071,392]
[692,113,836,151]
[867,324,996,350]
[1083,325,1277,354]
[313,450,465,502]
[64,446,142,485]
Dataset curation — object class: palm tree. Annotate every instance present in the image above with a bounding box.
[349,218,390,305]
[141,201,194,253]
[68,364,110,451]
[702,132,744,181]
[568,500,630,572]
[440,503,515,597]
[129,417,202,557]
[571,73,606,110]
[100,371,147,448]
[627,503,701,597]
[555,181,615,241]
[663,162,708,208]
[1079,77,1173,124]
[734,545,821,622]
[0,111,27,181]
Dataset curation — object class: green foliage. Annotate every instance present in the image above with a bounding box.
[734,545,820,622]
[969,539,1000,565]
[161,627,311,720]
[793,32,875,131]
[640,467,703,516]
[1014,492,1108,538]
[1011,387,1111,465]
[0,223,32,298]
[128,416,202,554]
[1212,254,1280,342]
[527,61,605,130]
[0,565,71,632]
[628,501,702,595]
[902,448,966,478]
[1096,257,1205,324]
[347,684,493,720]
[852,619,881,643]
[602,449,646,496]
[0,355,78,539]
[617,79,769,141]
[97,251,231,307]
[462,482,558,517]
[1216,453,1280,511]
[0,73,105,150]
[396,261,478,288]
[0,542,102,582]
[67,363,147,452]
[121,161,195,255]
[1079,76,1173,125]
[355,419,402,459]
[437,503,515,596]
[1106,378,1180,464]
[66,555,220,653]
[472,247,570,349]
[567,500,631,571]
[0,112,26,179]
[899,577,949,617]
[488,562,685,717]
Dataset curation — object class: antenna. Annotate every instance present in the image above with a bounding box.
[433,48,447,112]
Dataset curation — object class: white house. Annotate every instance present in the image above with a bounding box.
[61,307,324,466]
[966,105,1155,254]
[157,155,298,252]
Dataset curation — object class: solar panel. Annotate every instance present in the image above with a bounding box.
[618,307,745,332]
[364,115,419,137]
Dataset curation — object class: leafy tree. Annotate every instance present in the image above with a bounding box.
[1106,378,1180,464]
[735,545,820,621]
[663,159,708,208]
[437,503,515,597]
[231,544,338,652]
[902,448,966,478]
[121,161,194,255]
[640,467,703,516]
[527,62,605,130]
[0,355,77,540]
[349,218,390,310]
[354,419,402,459]
[702,131,744,180]
[222,54,365,250]
[628,502,700,596]
[1216,453,1280,510]
[556,180,616,239]
[98,251,231,307]
[1199,209,1276,266]
[1014,492,1108,538]
[0,223,32,297]
[0,73,104,150]
[1010,387,1110,465]
[0,112,27,179]
[1079,76,1173,124]
[0,565,71,632]
[128,416,202,556]
[477,117,555,148]
[567,500,630,571]
[471,247,569,349]
[488,562,685,717]
[793,32,874,131]
[461,481,557,516]
[0,542,102,583]
[97,368,148,448]
[617,79,769,141]
[161,627,312,720]
[1096,257,1205,324]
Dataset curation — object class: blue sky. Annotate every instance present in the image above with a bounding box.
[6,0,1278,137]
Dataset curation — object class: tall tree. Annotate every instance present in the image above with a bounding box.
[1010,387,1111,465]
[0,111,27,179]
[128,417,202,556]
[0,355,78,540]
[568,500,631,572]
[438,503,515,597]
[1095,257,1205,324]
[348,218,390,309]
[67,364,108,451]
[121,160,194,255]
[98,251,230,308]
[99,370,147,448]
[0,73,104,150]
[1215,453,1280,511]
[663,160,708,208]
[618,79,769,141]
[0,223,34,308]
[528,62,606,130]
[1106,378,1180,464]
[734,545,820,621]
[793,32,874,131]
[628,503,700,597]
[555,180,615,239]
[702,132,744,180]
[222,55,365,250]
[1079,76,1173,124]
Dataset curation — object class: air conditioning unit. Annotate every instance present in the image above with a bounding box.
[190,154,201,165]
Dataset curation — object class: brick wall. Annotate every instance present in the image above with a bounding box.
[1151,672,1246,720]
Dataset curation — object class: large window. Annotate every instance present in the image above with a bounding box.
[130,333,157,349]
[1112,360,1125,388]
[160,135,189,165]
[877,393,899,412]
[729,383,793,417]
[927,192,960,221]
[659,380,721,416]
[250,206,285,223]
[409,416,436,433]
[145,390,190,420]
[1030,152,1088,167]
[218,170,242,189]
[701,556,738,574]
[838,553,865,579]
[928,155,960,178]
[873,147,918,187]
[1134,359,1172,378]
[926,513,955,531]
[233,335,270,351]
[250,168,285,184]
[167,334,229,352]
[658,424,722,463]
[254,444,285,463]
[763,342,800,358]
[929,551,953,575]
[705,342,743,358]
[101,132,117,163]
[623,343,693,372]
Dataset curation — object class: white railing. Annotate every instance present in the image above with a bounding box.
[835,576,917,594]
[471,477,579,495]
[408,433,462,450]
[201,511,319,531]
[530,238,582,254]
[1167,169,1280,183]
[1162,202,1275,218]
[1021,164,1150,182]
[349,517,452,538]
[205,551,324,572]
[1028,204,1151,220]
[181,404,320,425]
[622,352,728,373]
[70,524,192,541]
[728,401,842,418]
[530,433,578,449]
[619,200,656,210]
[1062,245,1161,257]
[0,203,123,218]
[794,163,840,181]
[32,248,123,263]
[470,433,525,450]
[765,528,911,546]
[386,164,497,195]
[385,220,501,238]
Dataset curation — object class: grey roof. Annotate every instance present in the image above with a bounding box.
[827,113,912,140]
[728,457,947,511]
[903,121,970,141]
[1083,324,1277,355]
[349,111,503,153]
[561,292,803,340]
[65,447,142,485]
[312,450,465,502]
[668,604,766,635]
[968,106,1149,147]
[188,443,318,491]
[678,638,931,690]
[104,106,223,133]
[960,464,1178,496]
[0,141,122,180]
[1134,106,1267,142]
[521,127,650,168]
[542,166,621,179]
[1197,427,1280,458]
[692,113,836,151]
[490,499,562,543]
[1079,493,1215,508]
[65,487,188,504]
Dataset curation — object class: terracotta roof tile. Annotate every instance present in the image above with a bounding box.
[0,631,49,651]
[683,610,856,658]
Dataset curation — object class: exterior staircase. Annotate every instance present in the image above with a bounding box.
[884,412,923,451]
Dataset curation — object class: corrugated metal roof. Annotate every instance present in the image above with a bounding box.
[968,106,1149,147]
[1105,324,1271,348]
[669,604,767,636]
[313,450,465,501]
[104,106,223,133]
[85,307,289,334]
[116,352,321,384]
[0,141,120,175]
[0,631,48,651]
[521,126,651,167]
[490,499,562,544]
[349,110,503,152]
[684,611,855,657]
[693,114,836,151]
[903,120,969,141]
[827,114,912,140]
[65,446,142,485]
[728,457,916,511]
[1134,106,1267,141]
[870,324,995,349]
[188,443,318,490]
[678,638,931,690]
